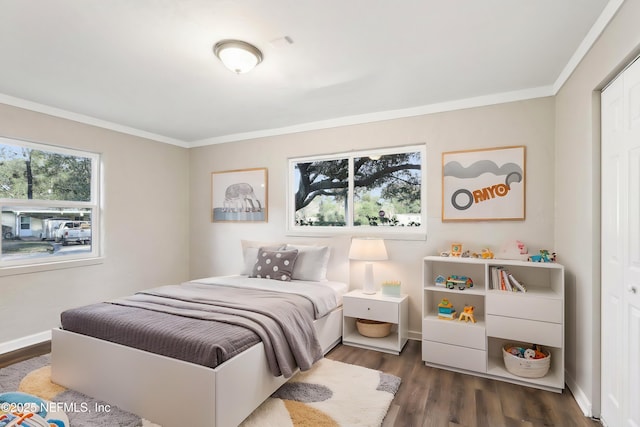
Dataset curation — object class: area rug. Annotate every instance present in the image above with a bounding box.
[1,355,400,427]
[241,358,401,427]
[0,355,159,427]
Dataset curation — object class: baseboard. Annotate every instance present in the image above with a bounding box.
[0,330,51,355]
[407,330,421,341]
[565,369,593,418]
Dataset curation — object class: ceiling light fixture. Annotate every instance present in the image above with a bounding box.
[213,39,263,74]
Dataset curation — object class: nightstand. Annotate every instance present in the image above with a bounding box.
[342,289,408,355]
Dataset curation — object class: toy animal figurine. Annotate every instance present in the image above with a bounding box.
[529,249,557,262]
[481,248,494,259]
[458,305,476,323]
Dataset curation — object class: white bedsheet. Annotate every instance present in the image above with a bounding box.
[188,275,348,318]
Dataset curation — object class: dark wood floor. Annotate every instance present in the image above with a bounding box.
[326,340,602,427]
[2,340,600,427]
[0,341,51,369]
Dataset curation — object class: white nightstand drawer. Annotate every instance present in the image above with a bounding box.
[486,315,563,347]
[343,297,398,323]
[422,340,486,373]
[486,293,562,323]
[422,318,486,350]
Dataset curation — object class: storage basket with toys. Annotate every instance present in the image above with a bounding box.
[356,319,392,338]
[502,343,551,378]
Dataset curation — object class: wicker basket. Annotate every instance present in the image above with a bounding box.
[502,344,551,378]
[356,319,392,338]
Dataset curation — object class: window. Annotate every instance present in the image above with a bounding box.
[288,145,426,237]
[0,136,100,268]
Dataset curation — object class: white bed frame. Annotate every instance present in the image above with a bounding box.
[51,307,343,427]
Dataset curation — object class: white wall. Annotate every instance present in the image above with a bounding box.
[189,97,556,337]
[555,0,640,417]
[0,104,191,346]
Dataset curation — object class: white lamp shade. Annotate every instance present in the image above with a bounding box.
[349,238,388,261]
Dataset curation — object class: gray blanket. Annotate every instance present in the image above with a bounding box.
[111,282,323,378]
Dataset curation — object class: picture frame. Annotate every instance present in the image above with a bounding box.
[450,243,463,257]
[442,146,525,221]
[211,168,268,222]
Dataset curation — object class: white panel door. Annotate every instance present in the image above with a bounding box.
[601,56,640,427]
[624,57,640,427]
[601,71,624,427]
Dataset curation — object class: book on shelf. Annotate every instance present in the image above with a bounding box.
[489,266,527,292]
[501,269,512,291]
[508,273,527,292]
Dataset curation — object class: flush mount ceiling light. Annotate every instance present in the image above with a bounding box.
[213,39,263,74]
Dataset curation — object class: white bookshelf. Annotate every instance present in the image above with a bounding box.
[422,256,565,393]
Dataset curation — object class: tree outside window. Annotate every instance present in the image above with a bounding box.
[290,145,425,235]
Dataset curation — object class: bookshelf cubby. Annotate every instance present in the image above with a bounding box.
[422,256,565,393]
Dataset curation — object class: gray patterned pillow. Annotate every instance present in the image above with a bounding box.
[251,248,299,281]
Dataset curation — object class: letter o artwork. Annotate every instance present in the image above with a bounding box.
[494,184,509,197]
[451,189,474,210]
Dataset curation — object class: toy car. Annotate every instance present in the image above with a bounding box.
[445,275,474,290]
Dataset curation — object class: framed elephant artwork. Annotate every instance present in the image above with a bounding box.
[211,168,268,222]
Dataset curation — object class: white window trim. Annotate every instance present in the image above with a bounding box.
[0,136,102,273]
[287,144,427,240]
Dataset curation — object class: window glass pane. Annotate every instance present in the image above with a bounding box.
[1,206,93,261]
[294,159,348,226]
[0,143,92,202]
[354,151,422,227]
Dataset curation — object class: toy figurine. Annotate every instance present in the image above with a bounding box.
[480,248,494,259]
[458,305,476,323]
[445,275,474,290]
[529,249,557,262]
[437,298,456,320]
[434,275,447,287]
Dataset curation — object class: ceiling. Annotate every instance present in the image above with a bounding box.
[0,1,617,147]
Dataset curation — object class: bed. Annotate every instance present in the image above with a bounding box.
[51,242,348,427]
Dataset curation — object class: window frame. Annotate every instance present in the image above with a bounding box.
[0,136,101,272]
[287,144,427,239]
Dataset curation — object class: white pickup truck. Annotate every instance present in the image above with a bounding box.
[55,221,92,246]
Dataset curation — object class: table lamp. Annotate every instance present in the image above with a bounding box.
[349,238,388,294]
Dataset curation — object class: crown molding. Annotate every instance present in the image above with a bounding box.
[552,0,625,94]
[1,0,622,149]
[190,86,554,147]
[0,94,189,148]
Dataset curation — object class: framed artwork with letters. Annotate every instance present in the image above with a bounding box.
[442,146,525,221]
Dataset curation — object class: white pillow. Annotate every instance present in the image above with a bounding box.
[240,240,285,275]
[285,244,331,281]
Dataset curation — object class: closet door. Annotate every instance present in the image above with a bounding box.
[601,57,640,427]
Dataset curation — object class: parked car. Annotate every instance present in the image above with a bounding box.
[2,225,13,240]
[55,221,91,246]
[40,218,70,241]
